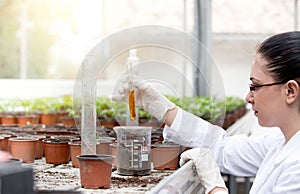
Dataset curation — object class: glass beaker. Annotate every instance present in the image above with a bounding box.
[113,126,152,176]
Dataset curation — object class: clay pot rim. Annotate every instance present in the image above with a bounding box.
[9,137,38,142]
[50,135,79,140]
[97,139,113,143]
[30,135,47,139]
[76,154,115,161]
[0,134,12,138]
[42,138,69,144]
[60,116,79,120]
[16,114,39,118]
[68,141,102,146]
[151,143,180,148]
[97,137,116,141]
[68,141,81,145]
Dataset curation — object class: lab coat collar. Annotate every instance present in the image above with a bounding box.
[274,130,300,166]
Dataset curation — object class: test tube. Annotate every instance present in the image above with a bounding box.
[126,49,139,125]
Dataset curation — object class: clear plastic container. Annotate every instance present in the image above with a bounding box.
[113,126,152,176]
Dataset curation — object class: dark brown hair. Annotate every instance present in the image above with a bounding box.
[257,31,300,82]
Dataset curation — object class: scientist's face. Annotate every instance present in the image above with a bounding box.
[245,54,285,127]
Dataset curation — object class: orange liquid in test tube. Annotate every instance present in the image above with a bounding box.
[128,90,136,120]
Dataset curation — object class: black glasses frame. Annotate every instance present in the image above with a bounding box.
[249,80,300,92]
[249,81,286,92]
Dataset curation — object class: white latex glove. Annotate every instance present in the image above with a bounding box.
[180,147,228,194]
[113,75,176,121]
[0,151,12,162]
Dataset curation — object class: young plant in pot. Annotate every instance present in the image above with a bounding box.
[42,137,71,164]
[222,96,243,129]
[60,108,79,128]
[33,98,57,126]
[16,99,39,126]
[112,101,126,126]
[52,96,72,123]
[96,97,119,128]
[0,99,18,125]
[139,109,161,127]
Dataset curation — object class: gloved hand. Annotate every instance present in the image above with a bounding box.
[0,151,12,162]
[112,75,176,121]
[180,147,228,194]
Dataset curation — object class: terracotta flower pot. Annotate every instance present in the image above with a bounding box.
[109,143,118,170]
[0,115,17,125]
[69,140,108,168]
[1,134,17,153]
[40,113,57,125]
[98,119,119,128]
[69,141,81,168]
[96,139,113,155]
[151,143,180,170]
[42,138,70,164]
[9,137,38,163]
[77,154,114,189]
[31,135,46,159]
[0,134,11,151]
[0,136,4,150]
[16,114,39,126]
[60,116,76,128]
[56,111,69,123]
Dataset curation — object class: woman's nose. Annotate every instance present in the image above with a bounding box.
[245,91,253,104]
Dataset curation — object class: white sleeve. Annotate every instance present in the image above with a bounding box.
[163,107,226,148]
[163,107,282,177]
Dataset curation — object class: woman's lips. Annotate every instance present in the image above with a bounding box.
[254,110,258,116]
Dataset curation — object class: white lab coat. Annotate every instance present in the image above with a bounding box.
[164,108,300,193]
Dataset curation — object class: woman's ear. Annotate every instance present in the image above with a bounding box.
[285,80,300,104]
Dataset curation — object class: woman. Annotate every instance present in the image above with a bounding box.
[113,31,300,194]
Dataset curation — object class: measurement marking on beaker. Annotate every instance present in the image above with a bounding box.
[130,141,144,168]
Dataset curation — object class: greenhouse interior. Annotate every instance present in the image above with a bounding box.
[0,0,299,194]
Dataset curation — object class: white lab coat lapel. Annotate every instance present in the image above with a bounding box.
[250,141,284,193]
[274,131,300,165]
[250,130,300,193]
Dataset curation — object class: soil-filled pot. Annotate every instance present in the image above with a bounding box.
[96,139,113,155]
[40,113,57,125]
[77,154,114,189]
[31,135,46,159]
[151,143,180,170]
[16,114,39,126]
[0,115,17,125]
[109,143,118,170]
[69,141,108,168]
[69,141,81,168]
[0,135,10,151]
[42,138,70,164]
[60,116,76,128]
[9,137,38,163]
[0,136,4,149]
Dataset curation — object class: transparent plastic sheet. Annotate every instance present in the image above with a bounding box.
[73,25,225,159]
[150,160,204,194]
